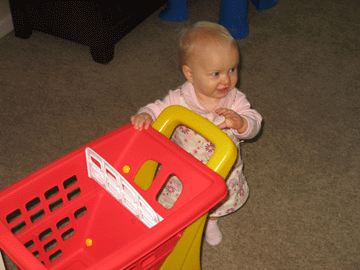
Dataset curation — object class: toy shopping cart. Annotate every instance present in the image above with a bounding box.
[0,106,237,270]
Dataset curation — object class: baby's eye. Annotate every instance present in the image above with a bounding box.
[229,68,236,73]
[212,72,220,76]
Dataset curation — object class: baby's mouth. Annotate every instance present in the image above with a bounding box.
[217,87,229,93]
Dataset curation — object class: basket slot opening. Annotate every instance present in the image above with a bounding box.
[156,174,183,209]
[33,250,40,258]
[67,187,81,201]
[11,221,26,234]
[134,160,162,191]
[25,240,35,249]
[49,250,62,262]
[106,169,116,181]
[26,197,41,211]
[56,217,70,230]
[31,209,45,223]
[49,198,63,212]
[6,209,21,223]
[63,175,77,189]
[45,186,59,200]
[39,228,52,241]
[74,206,87,219]
[61,228,74,241]
[90,157,101,169]
[44,239,58,252]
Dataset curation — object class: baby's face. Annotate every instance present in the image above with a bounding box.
[185,41,239,103]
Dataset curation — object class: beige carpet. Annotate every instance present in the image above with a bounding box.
[0,0,359,269]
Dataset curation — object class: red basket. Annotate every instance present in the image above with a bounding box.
[0,122,228,270]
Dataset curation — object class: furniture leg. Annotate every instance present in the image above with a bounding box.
[8,1,32,39]
[90,43,115,64]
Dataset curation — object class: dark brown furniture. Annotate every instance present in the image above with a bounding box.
[9,1,167,63]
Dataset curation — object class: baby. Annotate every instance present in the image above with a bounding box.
[131,21,262,245]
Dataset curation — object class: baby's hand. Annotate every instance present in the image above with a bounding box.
[215,108,248,134]
[130,113,154,130]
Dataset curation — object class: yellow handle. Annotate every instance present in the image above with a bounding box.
[154,106,238,270]
[152,105,237,179]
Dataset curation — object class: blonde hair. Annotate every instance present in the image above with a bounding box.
[178,21,237,69]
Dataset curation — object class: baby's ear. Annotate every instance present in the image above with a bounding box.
[182,65,194,83]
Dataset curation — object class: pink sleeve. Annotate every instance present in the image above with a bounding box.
[137,89,181,121]
[231,91,262,140]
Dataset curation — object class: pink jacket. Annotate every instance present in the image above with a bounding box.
[138,81,262,140]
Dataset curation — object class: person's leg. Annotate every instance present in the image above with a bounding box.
[219,0,249,40]
[159,0,188,22]
[205,217,222,245]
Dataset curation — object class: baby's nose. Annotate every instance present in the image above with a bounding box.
[221,75,230,85]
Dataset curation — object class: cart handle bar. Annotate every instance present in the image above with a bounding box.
[152,106,237,179]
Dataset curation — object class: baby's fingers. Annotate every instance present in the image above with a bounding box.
[130,115,137,126]
[215,108,227,115]
[131,116,144,130]
[143,120,152,130]
[131,113,154,130]
[216,108,236,117]
[217,122,227,130]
